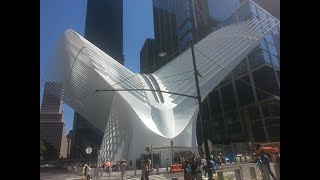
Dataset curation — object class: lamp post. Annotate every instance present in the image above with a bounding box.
[170,140,174,164]
[151,145,153,169]
[190,40,214,180]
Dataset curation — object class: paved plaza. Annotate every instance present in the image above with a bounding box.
[41,163,279,180]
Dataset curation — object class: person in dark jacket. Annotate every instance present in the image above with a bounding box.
[260,152,277,180]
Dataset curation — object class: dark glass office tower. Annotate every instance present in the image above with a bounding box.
[140,0,210,74]
[71,0,124,159]
[200,1,280,149]
[141,0,280,154]
[153,0,180,69]
[140,39,156,74]
[85,0,124,64]
[140,0,180,74]
[175,0,211,52]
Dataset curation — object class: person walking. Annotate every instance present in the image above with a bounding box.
[190,158,198,180]
[260,151,278,180]
[106,159,111,178]
[142,159,153,180]
[183,160,192,180]
[82,162,91,180]
[129,160,132,169]
[120,160,127,179]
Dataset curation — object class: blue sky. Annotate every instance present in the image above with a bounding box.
[40,0,154,133]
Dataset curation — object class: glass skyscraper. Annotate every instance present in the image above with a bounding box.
[141,0,211,73]
[201,0,280,145]
[140,0,280,149]
[85,0,124,64]
[71,0,124,159]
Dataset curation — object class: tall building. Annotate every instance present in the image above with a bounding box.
[246,0,279,19]
[202,0,280,147]
[40,82,68,159]
[141,0,211,74]
[66,130,72,158]
[140,38,156,74]
[85,0,124,64]
[71,0,124,159]
[71,113,104,159]
[175,0,211,51]
[140,0,280,153]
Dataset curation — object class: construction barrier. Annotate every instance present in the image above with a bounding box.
[170,164,183,173]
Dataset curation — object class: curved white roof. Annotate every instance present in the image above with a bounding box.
[41,18,279,138]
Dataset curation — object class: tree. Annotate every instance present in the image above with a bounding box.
[40,139,46,159]
[43,142,58,161]
[40,134,58,161]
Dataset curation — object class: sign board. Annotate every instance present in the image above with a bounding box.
[86,147,92,154]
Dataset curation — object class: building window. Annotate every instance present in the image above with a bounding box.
[221,84,237,112]
[237,1,252,22]
[252,66,280,101]
[235,75,254,106]
[249,2,258,17]
[233,59,248,79]
[270,54,280,69]
[220,73,232,86]
[257,7,267,20]
[260,40,268,51]
[248,48,271,69]
[265,34,275,45]
[267,42,278,56]
[209,90,223,121]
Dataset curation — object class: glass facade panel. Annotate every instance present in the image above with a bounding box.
[248,47,271,69]
[262,50,272,64]
[271,27,280,58]
[220,73,232,86]
[267,117,280,142]
[251,123,266,142]
[265,33,275,45]
[270,54,280,69]
[252,66,280,101]
[237,1,252,22]
[267,42,278,56]
[249,2,258,17]
[260,39,268,51]
[257,7,267,19]
[235,75,254,106]
[233,59,248,79]
[221,84,237,112]
[223,13,238,26]
[209,90,222,116]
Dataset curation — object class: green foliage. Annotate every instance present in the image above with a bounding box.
[40,139,46,156]
[40,134,58,161]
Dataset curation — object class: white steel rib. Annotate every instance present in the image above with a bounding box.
[41,16,279,163]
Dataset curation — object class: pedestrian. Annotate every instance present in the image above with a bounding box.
[141,160,146,180]
[260,151,278,180]
[217,154,222,169]
[202,158,207,177]
[82,162,91,180]
[142,159,152,180]
[120,160,127,179]
[183,160,192,180]
[190,158,198,180]
[106,159,111,178]
[129,160,133,169]
[209,155,217,174]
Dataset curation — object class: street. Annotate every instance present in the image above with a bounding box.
[40,162,277,180]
